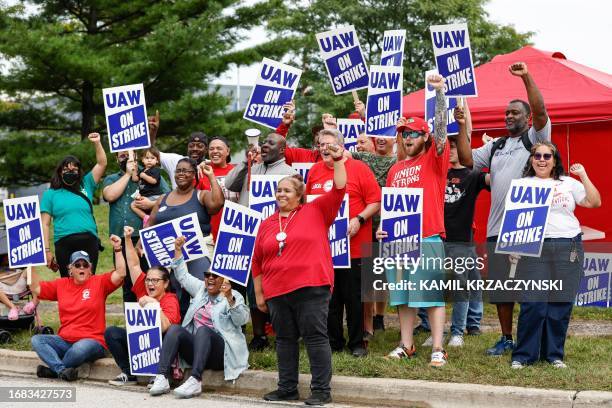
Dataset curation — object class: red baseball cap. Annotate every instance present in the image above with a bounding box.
[348,112,361,119]
[403,117,430,133]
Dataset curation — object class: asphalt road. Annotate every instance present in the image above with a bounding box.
[0,375,357,408]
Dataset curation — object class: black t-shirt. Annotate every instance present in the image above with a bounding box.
[444,167,489,242]
[139,167,162,197]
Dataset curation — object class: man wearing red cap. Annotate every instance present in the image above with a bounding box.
[377,74,450,367]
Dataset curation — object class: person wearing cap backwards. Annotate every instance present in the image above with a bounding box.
[29,237,126,381]
[454,62,551,356]
[377,74,450,367]
[148,236,249,398]
[148,112,209,189]
[306,129,381,358]
[224,132,296,352]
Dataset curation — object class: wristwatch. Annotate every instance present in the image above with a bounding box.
[356,214,365,225]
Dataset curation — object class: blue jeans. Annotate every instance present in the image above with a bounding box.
[512,236,583,364]
[31,335,106,374]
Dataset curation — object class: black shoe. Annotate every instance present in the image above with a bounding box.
[467,327,482,336]
[36,365,58,379]
[249,336,269,352]
[263,389,299,401]
[59,367,78,382]
[305,391,332,405]
[351,346,368,357]
[373,315,385,332]
[413,324,431,335]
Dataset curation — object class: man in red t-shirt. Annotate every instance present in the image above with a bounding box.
[379,74,450,367]
[306,129,381,357]
[30,241,125,381]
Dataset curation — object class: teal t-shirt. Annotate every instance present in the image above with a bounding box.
[41,171,99,242]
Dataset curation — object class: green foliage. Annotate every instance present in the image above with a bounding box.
[266,0,532,146]
[0,0,280,185]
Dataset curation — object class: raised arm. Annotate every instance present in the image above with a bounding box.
[429,74,448,156]
[123,226,144,284]
[395,117,408,162]
[102,158,136,202]
[170,236,201,297]
[570,164,602,208]
[509,62,548,131]
[197,162,224,214]
[109,234,126,286]
[328,144,346,189]
[148,110,160,146]
[88,132,107,183]
[454,106,474,168]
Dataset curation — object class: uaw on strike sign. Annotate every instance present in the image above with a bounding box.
[379,188,423,261]
[103,83,150,153]
[3,196,46,268]
[496,179,553,257]
[307,194,351,268]
[317,26,369,95]
[243,58,302,129]
[125,302,162,376]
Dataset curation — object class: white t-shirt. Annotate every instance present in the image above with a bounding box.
[526,176,586,238]
[160,152,186,189]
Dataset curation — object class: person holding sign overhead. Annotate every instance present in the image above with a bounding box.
[41,132,107,277]
[29,236,126,381]
[306,129,381,358]
[378,74,450,367]
[146,158,224,318]
[104,226,181,386]
[252,143,347,405]
[148,236,249,398]
[455,62,551,357]
[510,143,600,369]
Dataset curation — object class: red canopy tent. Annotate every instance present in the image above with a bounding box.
[403,46,612,242]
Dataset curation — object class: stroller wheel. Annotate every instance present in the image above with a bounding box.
[0,330,12,344]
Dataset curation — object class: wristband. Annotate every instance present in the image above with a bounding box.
[356,215,365,225]
[113,247,123,253]
[332,155,343,162]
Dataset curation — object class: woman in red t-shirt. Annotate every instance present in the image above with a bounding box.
[104,226,181,386]
[252,144,346,406]
[30,236,126,381]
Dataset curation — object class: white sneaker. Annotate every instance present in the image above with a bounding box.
[551,360,567,369]
[149,374,170,396]
[108,372,137,386]
[511,361,524,369]
[447,335,465,347]
[422,335,433,347]
[429,350,448,367]
[173,376,202,399]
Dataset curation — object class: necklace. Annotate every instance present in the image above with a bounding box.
[276,208,299,256]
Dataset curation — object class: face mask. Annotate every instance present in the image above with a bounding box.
[62,171,79,186]
[119,159,128,173]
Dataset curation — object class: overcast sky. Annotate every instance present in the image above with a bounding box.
[217,0,611,85]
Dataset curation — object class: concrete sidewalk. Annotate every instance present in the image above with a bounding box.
[0,349,610,407]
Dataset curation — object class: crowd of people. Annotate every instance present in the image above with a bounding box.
[7,62,600,405]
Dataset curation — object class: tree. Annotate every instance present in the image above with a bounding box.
[265,0,532,146]
[0,0,286,185]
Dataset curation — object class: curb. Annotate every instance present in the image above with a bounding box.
[1,349,610,407]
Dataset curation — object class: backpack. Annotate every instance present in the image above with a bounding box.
[488,130,532,168]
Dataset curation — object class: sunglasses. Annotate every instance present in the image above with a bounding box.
[533,153,553,161]
[204,273,221,279]
[402,130,425,139]
[73,261,90,269]
[145,278,164,285]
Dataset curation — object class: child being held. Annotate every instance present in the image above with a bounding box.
[130,147,162,226]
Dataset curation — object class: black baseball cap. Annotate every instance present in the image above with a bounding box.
[188,132,208,145]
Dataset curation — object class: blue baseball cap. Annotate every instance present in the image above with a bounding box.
[69,251,91,265]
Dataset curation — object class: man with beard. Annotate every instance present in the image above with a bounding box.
[225,133,297,351]
[454,62,551,356]
[148,112,208,189]
[102,151,170,301]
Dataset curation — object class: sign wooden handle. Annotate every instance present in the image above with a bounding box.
[351,90,359,104]
[509,262,517,279]
[26,266,32,285]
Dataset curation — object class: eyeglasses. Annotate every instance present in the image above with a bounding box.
[175,168,195,174]
[533,153,553,161]
[402,130,425,139]
[145,278,164,285]
[73,261,90,269]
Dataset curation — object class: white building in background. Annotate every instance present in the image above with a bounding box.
[215,84,253,112]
